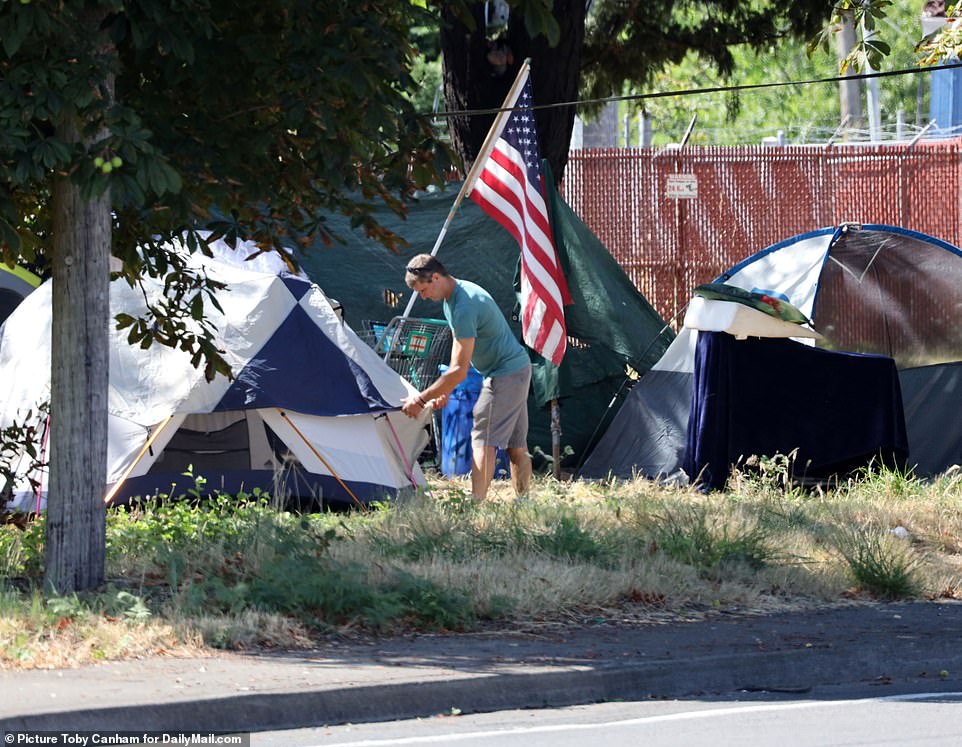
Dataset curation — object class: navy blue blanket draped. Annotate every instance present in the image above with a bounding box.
[684,332,908,490]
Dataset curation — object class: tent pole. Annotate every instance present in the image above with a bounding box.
[277,410,365,508]
[102,415,174,505]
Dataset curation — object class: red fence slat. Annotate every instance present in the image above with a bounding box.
[561,140,962,327]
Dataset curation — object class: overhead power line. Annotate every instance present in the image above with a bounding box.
[427,61,962,120]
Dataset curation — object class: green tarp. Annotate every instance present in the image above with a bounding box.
[296,178,673,470]
[529,163,675,406]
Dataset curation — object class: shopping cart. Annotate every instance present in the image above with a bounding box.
[359,317,452,471]
[361,316,452,391]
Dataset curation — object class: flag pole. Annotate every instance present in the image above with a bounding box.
[398,59,533,321]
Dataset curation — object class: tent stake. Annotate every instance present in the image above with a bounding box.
[102,415,174,505]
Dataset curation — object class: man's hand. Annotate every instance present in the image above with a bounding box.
[401,387,451,417]
[401,393,426,418]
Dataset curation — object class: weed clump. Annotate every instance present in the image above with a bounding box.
[0,462,955,667]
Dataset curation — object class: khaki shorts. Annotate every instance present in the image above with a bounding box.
[471,364,532,451]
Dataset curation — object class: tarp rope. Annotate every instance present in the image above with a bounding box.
[277,409,365,509]
[380,413,419,489]
[102,415,174,505]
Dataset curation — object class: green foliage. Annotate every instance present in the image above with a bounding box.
[0,511,45,579]
[636,1,927,146]
[388,570,476,630]
[170,534,475,633]
[6,585,151,627]
[531,444,574,475]
[104,490,479,633]
[105,588,153,622]
[727,452,807,500]
[433,1,842,181]
[107,489,277,562]
[111,233,234,381]
[0,1,448,247]
[0,585,153,662]
[4,466,958,660]
[918,5,962,66]
[520,0,560,47]
[651,504,775,577]
[45,592,87,621]
[0,0,453,380]
[366,497,620,567]
[847,461,926,501]
[530,514,610,565]
[809,1,894,73]
[834,526,921,599]
[0,401,48,498]
[408,25,445,122]
[580,0,831,114]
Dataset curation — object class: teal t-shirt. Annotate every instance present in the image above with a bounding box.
[444,279,529,377]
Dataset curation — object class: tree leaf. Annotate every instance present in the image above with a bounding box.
[0,218,21,254]
[114,313,136,330]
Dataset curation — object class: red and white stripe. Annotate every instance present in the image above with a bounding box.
[468,78,568,366]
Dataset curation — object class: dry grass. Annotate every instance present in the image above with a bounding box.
[0,590,206,670]
[1,463,960,669]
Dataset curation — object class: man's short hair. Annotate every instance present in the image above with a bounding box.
[404,253,448,287]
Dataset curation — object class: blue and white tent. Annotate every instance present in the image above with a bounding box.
[0,238,431,512]
[581,224,962,482]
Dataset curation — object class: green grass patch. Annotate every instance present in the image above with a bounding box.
[650,504,777,576]
[834,526,922,600]
[0,463,958,667]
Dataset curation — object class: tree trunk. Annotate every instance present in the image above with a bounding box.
[44,22,113,595]
[45,170,111,595]
[441,4,500,175]
[835,12,864,136]
[441,1,586,185]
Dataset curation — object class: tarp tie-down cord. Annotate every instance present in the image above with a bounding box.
[378,412,419,489]
[277,409,365,509]
[102,415,174,505]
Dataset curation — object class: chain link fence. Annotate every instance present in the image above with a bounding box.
[561,140,962,326]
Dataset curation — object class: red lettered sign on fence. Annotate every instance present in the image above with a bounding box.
[666,173,698,199]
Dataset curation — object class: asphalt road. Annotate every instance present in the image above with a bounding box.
[2,600,961,739]
[251,686,962,747]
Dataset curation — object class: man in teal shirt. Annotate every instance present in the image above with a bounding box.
[400,254,532,500]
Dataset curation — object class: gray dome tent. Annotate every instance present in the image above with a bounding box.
[580,224,962,482]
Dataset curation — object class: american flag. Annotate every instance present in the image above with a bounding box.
[468,67,570,367]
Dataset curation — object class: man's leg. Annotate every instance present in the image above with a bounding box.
[507,446,531,498]
[470,366,531,501]
[471,442,497,500]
